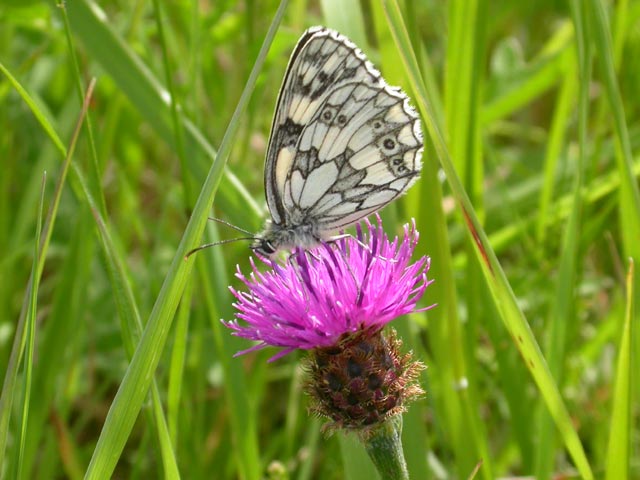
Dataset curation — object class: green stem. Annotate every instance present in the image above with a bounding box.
[362,415,409,480]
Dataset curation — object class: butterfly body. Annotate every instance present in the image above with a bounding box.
[253,26,423,256]
[252,218,325,256]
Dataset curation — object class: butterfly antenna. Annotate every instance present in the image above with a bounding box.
[185,236,255,260]
[208,216,255,236]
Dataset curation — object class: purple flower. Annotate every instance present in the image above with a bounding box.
[225,215,433,361]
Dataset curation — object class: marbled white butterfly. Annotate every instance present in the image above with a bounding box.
[250,26,424,256]
[188,27,423,259]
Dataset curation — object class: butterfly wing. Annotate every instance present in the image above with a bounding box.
[264,27,423,231]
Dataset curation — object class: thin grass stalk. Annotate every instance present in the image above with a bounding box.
[151,0,192,203]
[168,280,192,447]
[535,2,590,477]
[381,1,594,477]
[195,237,260,478]
[0,79,95,470]
[60,7,181,475]
[84,2,289,477]
[90,206,181,479]
[604,260,634,480]
[66,10,182,476]
[15,174,46,479]
[151,0,194,464]
[65,0,261,221]
[445,0,494,477]
[588,0,640,262]
[58,3,107,217]
[536,57,577,244]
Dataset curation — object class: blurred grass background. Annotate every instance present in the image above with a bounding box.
[0,0,638,479]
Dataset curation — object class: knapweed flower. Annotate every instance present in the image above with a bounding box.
[225,216,434,434]
[226,215,433,358]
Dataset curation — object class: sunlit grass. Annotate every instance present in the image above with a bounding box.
[0,1,637,478]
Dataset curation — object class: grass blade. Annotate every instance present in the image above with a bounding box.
[535,56,577,243]
[58,3,108,218]
[168,280,192,446]
[0,78,95,471]
[445,1,494,477]
[0,61,66,157]
[535,3,589,477]
[605,259,634,480]
[3,3,636,477]
[90,205,181,479]
[374,2,492,477]
[65,0,261,220]
[588,0,640,261]
[15,173,46,479]
[83,2,289,477]
[382,1,594,478]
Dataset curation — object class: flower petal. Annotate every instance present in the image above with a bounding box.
[224,215,433,357]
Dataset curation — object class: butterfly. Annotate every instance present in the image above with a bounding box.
[249,26,424,256]
[189,27,423,259]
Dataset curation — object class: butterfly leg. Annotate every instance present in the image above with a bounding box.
[329,232,400,263]
[326,233,381,258]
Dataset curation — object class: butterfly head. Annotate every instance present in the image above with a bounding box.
[251,221,321,257]
[251,236,278,257]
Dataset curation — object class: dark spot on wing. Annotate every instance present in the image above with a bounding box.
[339,67,358,81]
[276,118,303,148]
[320,106,336,123]
[294,74,311,96]
[304,50,333,67]
[310,70,338,100]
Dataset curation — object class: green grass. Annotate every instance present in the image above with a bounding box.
[0,0,638,478]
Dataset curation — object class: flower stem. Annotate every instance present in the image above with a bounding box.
[362,415,409,480]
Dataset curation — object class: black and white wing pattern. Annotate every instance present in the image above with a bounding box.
[254,26,423,255]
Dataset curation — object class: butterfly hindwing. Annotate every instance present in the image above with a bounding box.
[291,82,422,230]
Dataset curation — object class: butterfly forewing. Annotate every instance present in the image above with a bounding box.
[258,26,423,254]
